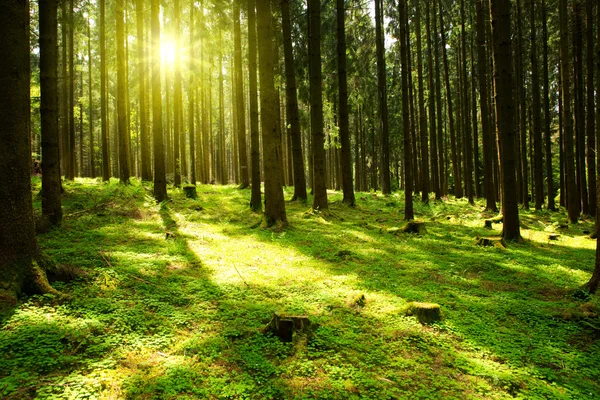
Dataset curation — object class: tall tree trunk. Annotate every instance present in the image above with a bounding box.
[433,0,445,197]
[152,0,167,201]
[87,11,95,178]
[233,0,249,188]
[257,0,287,226]
[426,1,439,200]
[136,0,151,181]
[585,0,595,215]
[173,0,182,187]
[573,2,588,215]
[440,0,461,198]
[415,0,429,202]
[40,0,63,226]
[100,0,110,181]
[399,0,413,220]
[248,0,261,210]
[188,0,196,185]
[309,0,328,212]
[67,0,75,180]
[116,0,130,184]
[560,0,579,222]
[0,0,59,302]
[281,0,306,201]
[375,0,391,194]
[515,0,528,208]
[530,0,543,210]
[460,0,473,204]
[476,0,496,211]
[491,0,520,240]
[337,0,355,205]
[542,0,555,211]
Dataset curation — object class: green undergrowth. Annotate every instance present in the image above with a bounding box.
[1,177,599,399]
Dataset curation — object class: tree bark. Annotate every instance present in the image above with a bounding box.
[573,2,588,215]
[233,0,249,188]
[530,0,543,210]
[309,0,328,212]
[415,0,429,203]
[257,0,287,226]
[152,0,167,202]
[0,0,59,303]
[490,0,520,241]
[426,1,439,201]
[560,0,579,222]
[375,0,390,194]
[116,0,130,184]
[399,0,413,220]
[542,0,555,211]
[585,0,595,215]
[336,0,355,205]
[248,0,262,210]
[40,0,63,226]
[100,0,110,181]
[136,0,151,181]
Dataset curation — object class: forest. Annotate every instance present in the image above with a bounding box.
[1,0,600,398]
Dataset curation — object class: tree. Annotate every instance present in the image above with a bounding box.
[281,0,307,202]
[542,0,554,211]
[173,0,182,187]
[152,0,167,202]
[116,0,130,184]
[257,0,287,226]
[560,0,579,223]
[234,0,249,189]
[399,0,413,220]
[585,0,595,216]
[87,10,95,178]
[188,0,196,185]
[100,0,110,182]
[248,0,261,211]
[309,0,328,212]
[414,0,429,203]
[40,0,63,226]
[530,0,543,210]
[490,0,520,241]
[374,0,390,195]
[425,1,439,200]
[337,0,354,206]
[0,0,59,302]
[137,0,151,181]
[476,0,496,211]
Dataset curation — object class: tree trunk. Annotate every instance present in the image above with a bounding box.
[257,0,287,226]
[0,0,58,303]
[460,0,473,204]
[67,0,75,180]
[476,0,496,211]
[87,11,95,178]
[491,0,520,241]
[248,0,261,210]
[573,2,587,215]
[232,0,249,188]
[415,0,429,203]
[40,0,63,226]
[440,0,461,198]
[585,0,595,215]
[560,0,579,222]
[530,0,543,210]
[542,0,555,211]
[188,0,196,185]
[309,0,328,212]
[375,0,390,194]
[136,0,151,181]
[116,0,130,184]
[100,0,110,181]
[152,0,167,202]
[426,1,439,200]
[336,0,355,205]
[173,0,182,187]
[399,0,413,220]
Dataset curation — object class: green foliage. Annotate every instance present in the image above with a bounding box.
[1,179,598,398]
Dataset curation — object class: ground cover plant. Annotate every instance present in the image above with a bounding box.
[1,179,599,399]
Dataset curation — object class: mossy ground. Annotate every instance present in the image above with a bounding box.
[1,178,599,399]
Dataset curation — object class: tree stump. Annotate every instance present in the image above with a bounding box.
[183,185,197,199]
[400,221,426,234]
[484,215,503,229]
[548,234,560,241]
[405,302,442,324]
[476,236,507,249]
[264,313,312,342]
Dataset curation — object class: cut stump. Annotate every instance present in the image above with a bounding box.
[397,221,426,235]
[264,313,312,342]
[183,185,197,199]
[406,302,442,324]
[548,234,560,241]
[476,237,507,249]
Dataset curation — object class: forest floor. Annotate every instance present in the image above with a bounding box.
[1,178,599,399]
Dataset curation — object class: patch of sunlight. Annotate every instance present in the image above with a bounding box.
[550,264,592,283]
[347,229,379,243]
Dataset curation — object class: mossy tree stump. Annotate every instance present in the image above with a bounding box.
[264,313,312,342]
[183,185,197,199]
[484,215,503,229]
[389,221,426,235]
[405,302,442,324]
[476,236,507,249]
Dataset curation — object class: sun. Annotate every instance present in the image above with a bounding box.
[161,40,176,65]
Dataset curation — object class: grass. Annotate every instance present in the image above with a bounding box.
[1,178,599,399]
